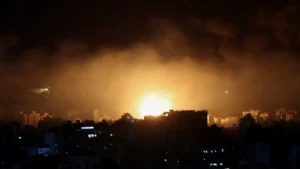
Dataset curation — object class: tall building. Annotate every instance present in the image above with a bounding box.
[21,111,41,128]
[165,110,208,128]
[207,114,215,125]
[28,111,41,128]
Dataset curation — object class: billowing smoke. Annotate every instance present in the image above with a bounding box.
[1,2,300,119]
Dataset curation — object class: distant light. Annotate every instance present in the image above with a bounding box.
[65,152,68,155]
[110,143,113,146]
[81,126,94,130]
[211,150,213,153]
[203,158,206,160]
[18,136,22,140]
[110,133,113,137]
[220,163,223,166]
[164,159,167,162]
[214,150,217,153]
[88,134,97,138]
[104,147,107,150]
[209,163,217,166]
[76,145,79,148]
[177,161,180,163]
[221,148,224,152]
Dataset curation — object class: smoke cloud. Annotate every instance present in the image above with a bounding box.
[2,2,300,119]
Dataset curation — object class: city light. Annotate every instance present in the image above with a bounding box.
[81,126,94,130]
[88,134,97,138]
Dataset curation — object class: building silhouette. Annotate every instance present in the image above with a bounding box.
[20,111,52,128]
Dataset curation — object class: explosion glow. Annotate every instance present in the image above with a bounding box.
[139,93,172,117]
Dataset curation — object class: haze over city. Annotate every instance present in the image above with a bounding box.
[1,1,300,119]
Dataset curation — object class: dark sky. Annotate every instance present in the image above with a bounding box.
[1,0,300,119]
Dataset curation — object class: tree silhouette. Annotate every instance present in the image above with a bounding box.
[120,113,133,121]
[238,113,256,128]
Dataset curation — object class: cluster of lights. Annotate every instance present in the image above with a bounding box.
[209,163,223,167]
[88,134,97,138]
[203,148,224,154]
[41,88,49,92]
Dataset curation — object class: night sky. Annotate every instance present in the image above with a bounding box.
[1,0,300,119]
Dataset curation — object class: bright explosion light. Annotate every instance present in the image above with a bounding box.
[139,93,172,117]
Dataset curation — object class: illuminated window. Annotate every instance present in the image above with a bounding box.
[209,163,217,166]
[81,126,94,130]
